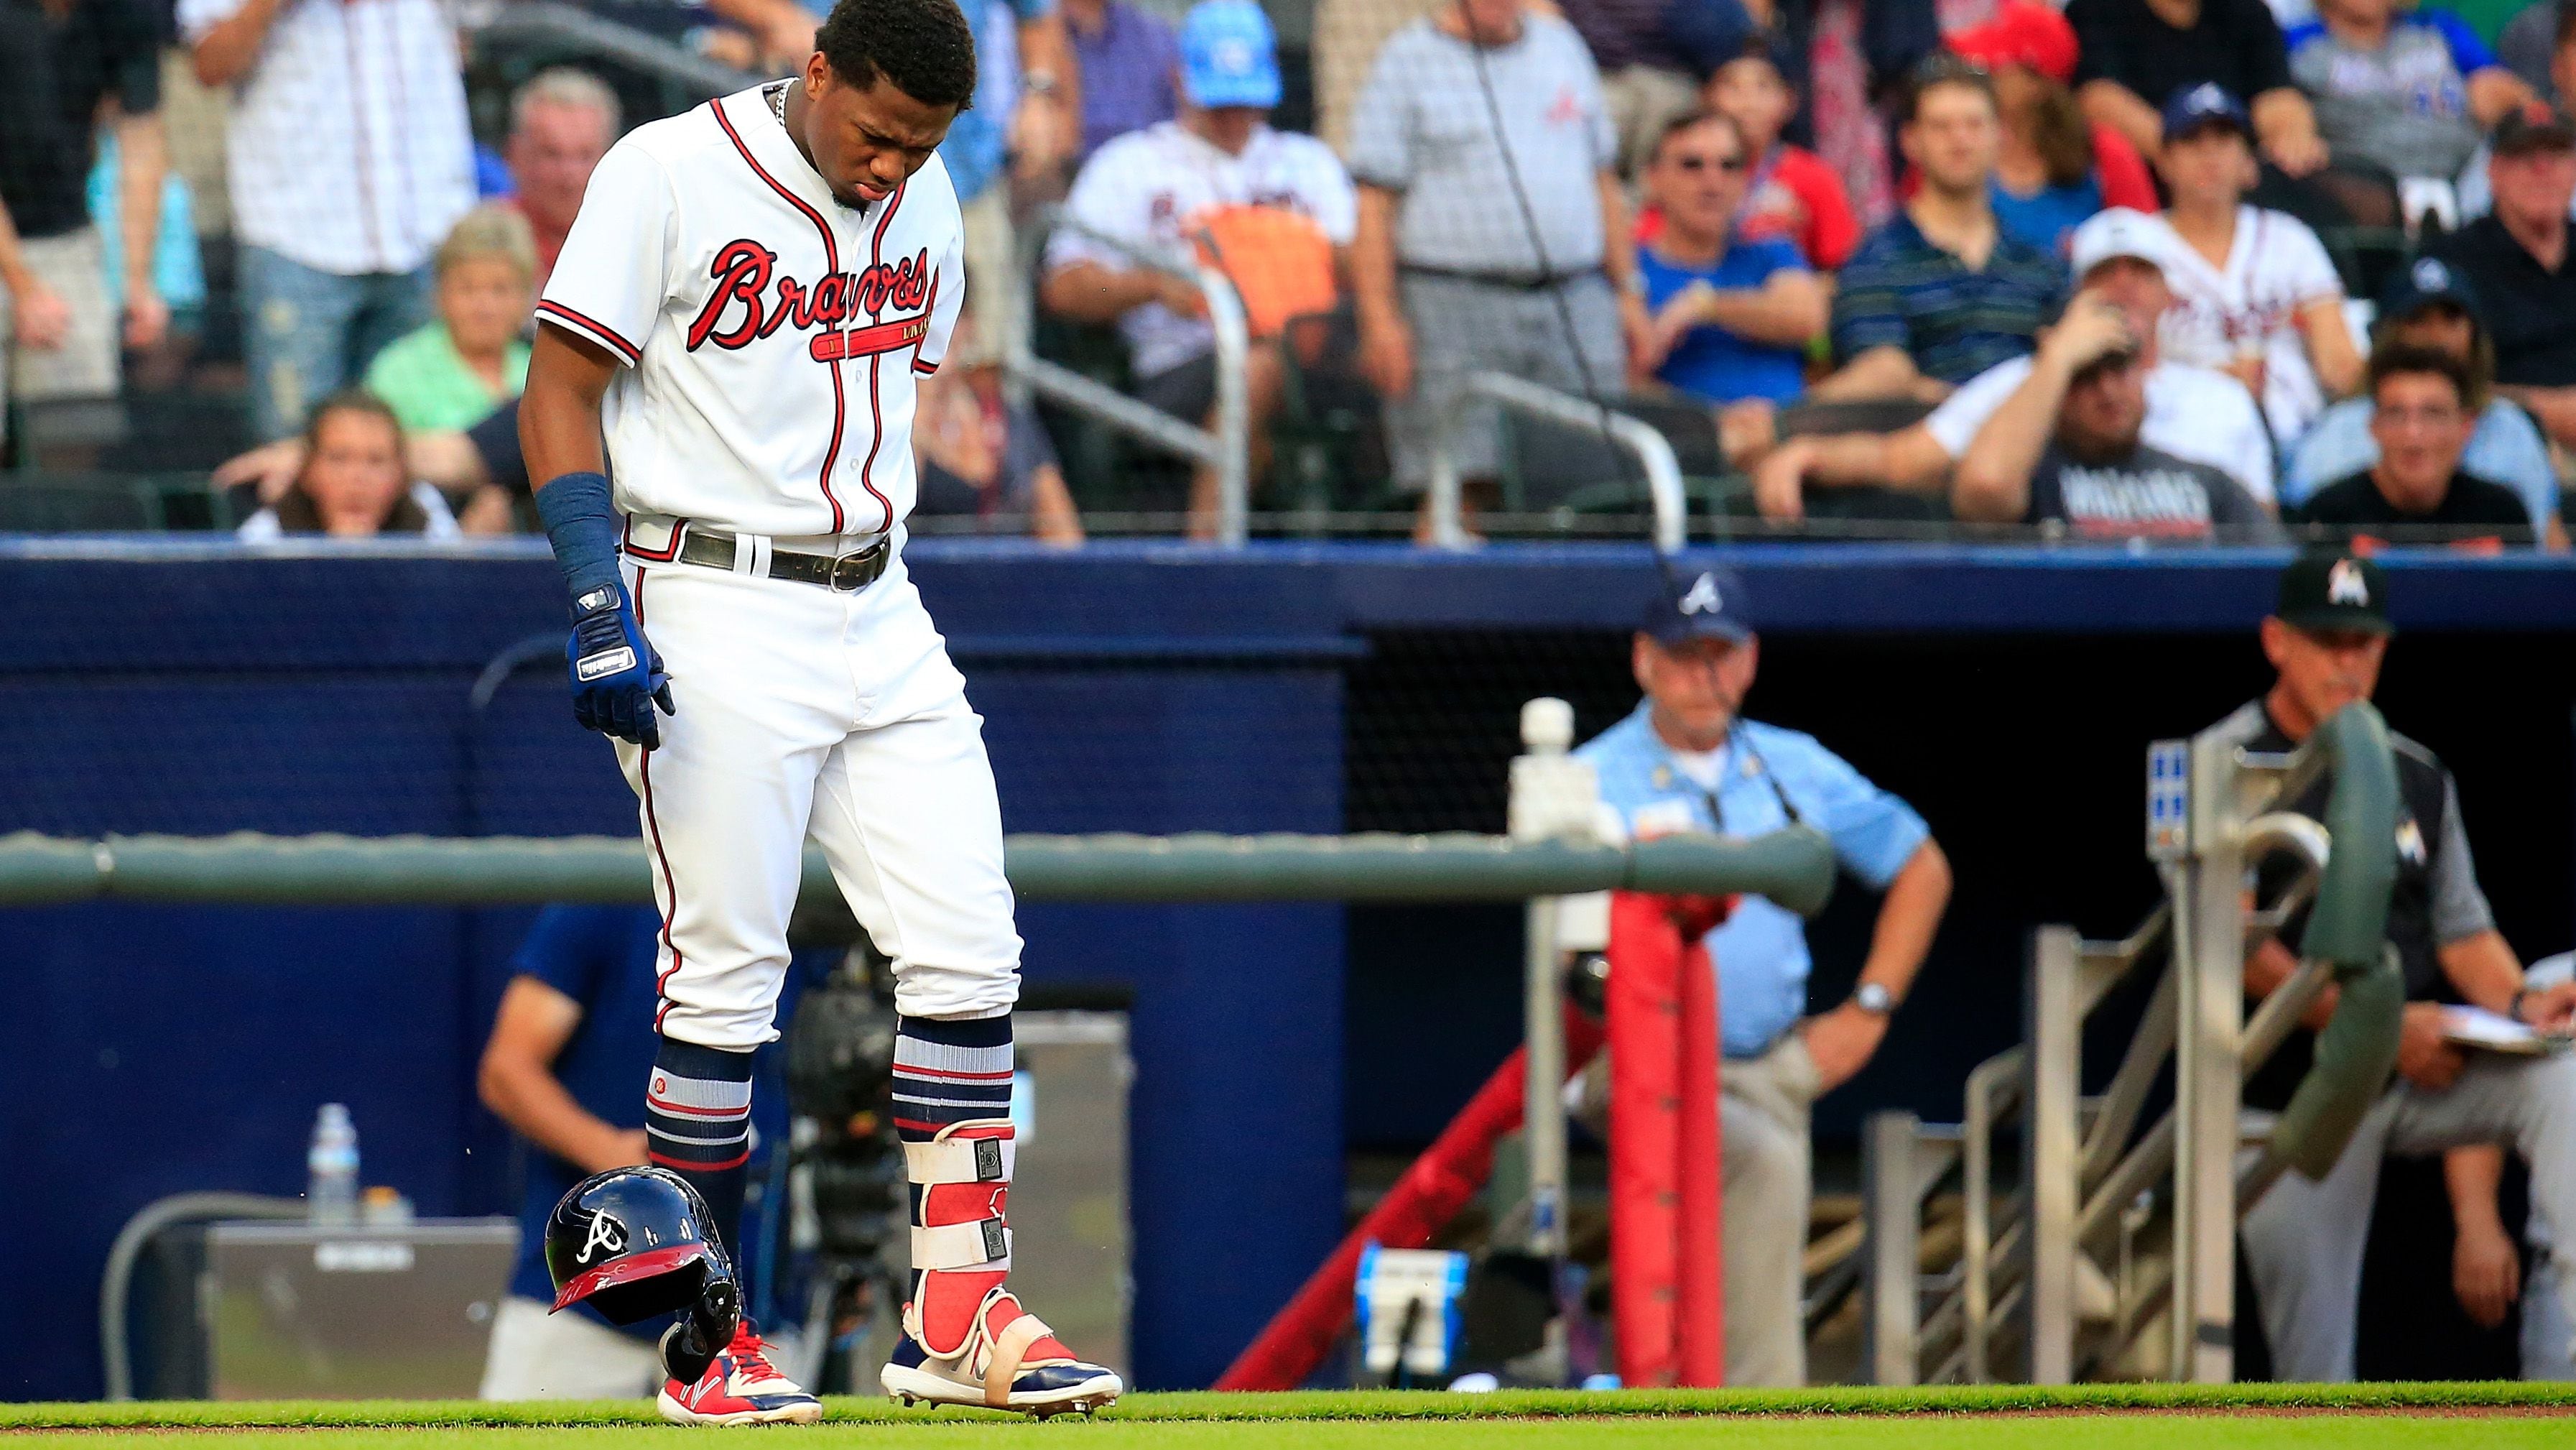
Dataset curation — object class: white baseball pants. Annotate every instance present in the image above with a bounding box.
[613,547,1022,1050]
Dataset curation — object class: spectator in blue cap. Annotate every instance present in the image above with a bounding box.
[1573,565,1952,1387]
[2284,256,2565,545]
[1044,0,1358,537]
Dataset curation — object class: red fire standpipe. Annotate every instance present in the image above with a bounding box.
[1213,1005,1606,1392]
[1674,924,1725,1385]
[1608,890,1728,1388]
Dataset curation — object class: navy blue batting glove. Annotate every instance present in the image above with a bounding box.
[567,582,675,749]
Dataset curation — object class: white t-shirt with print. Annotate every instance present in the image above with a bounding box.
[1047,121,1357,379]
[2154,206,2345,442]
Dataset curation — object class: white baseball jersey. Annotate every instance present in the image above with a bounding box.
[539,83,965,541]
[1927,354,2279,505]
[1046,121,1357,379]
[2154,206,2345,443]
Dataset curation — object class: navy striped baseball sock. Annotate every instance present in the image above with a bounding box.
[892,1013,1016,1356]
[891,1012,1014,1142]
[646,1036,756,1259]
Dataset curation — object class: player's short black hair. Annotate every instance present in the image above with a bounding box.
[817,0,978,111]
[2368,343,2475,410]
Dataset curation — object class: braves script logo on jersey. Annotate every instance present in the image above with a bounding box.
[687,239,936,363]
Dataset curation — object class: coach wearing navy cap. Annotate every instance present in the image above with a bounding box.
[1574,567,1952,1386]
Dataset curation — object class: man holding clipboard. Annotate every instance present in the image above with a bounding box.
[2220,550,2576,1381]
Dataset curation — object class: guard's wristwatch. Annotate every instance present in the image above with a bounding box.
[1853,982,1896,1017]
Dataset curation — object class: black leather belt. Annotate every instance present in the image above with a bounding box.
[1399,263,1603,291]
[676,527,889,593]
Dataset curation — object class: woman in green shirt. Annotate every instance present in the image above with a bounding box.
[365,205,537,432]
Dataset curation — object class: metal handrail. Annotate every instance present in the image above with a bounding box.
[1426,372,1687,554]
[1009,208,1252,545]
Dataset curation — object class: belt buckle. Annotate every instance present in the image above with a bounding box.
[828,545,879,592]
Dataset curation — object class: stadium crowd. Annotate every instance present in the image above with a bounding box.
[6,0,2576,541]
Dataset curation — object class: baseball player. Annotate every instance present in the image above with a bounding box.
[518,0,1121,1423]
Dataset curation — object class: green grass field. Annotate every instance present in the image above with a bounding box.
[6,1385,2572,1447]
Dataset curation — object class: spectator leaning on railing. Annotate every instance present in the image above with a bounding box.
[235,389,463,541]
[1044,0,1353,539]
[1347,0,1647,542]
[0,0,168,459]
[1754,208,2274,519]
[1817,55,2068,403]
[183,0,476,443]
[500,69,622,292]
[2293,346,2539,548]
[364,207,539,436]
[1949,282,2279,540]
[2287,257,2563,545]
[2151,83,2360,448]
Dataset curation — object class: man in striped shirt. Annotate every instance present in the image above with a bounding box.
[1819,55,2067,402]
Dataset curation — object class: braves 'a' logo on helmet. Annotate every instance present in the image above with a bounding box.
[578,1209,629,1264]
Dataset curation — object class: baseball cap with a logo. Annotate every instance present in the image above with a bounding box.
[2378,255,2481,327]
[2162,82,2251,142]
[2068,208,2172,281]
[2276,550,2393,635]
[1180,0,1282,109]
[1642,566,1753,645]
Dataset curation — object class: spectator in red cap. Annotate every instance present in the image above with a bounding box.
[1945,0,2159,259]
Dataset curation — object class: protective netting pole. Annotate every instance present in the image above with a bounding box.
[1607,890,1725,1388]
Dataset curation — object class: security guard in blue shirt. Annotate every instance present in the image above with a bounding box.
[1575,565,1952,1387]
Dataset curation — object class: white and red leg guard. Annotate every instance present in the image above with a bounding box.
[881,1119,1122,1413]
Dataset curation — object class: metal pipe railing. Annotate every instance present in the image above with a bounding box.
[1009,208,1252,545]
[0,826,1836,908]
[1425,371,1688,554]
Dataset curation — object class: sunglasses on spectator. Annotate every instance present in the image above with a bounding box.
[1669,153,1749,173]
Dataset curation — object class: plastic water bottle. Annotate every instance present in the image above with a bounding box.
[307,1104,359,1225]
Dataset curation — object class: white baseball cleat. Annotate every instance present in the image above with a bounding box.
[880,1287,1123,1417]
[657,1318,825,1426]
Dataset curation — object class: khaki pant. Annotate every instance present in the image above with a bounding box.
[1721,1033,1822,1387]
[1603,65,1705,180]
[478,1295,666,1400]
[1576,1030,1820,1387]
